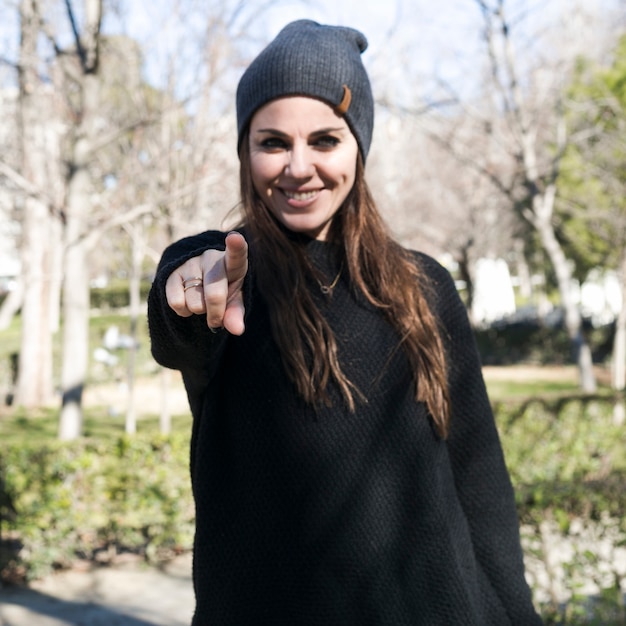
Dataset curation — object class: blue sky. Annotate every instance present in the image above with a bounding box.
[101,0,488,105]
[1,0,622,101]
[103,0,623,106]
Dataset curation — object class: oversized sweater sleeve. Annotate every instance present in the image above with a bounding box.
[147,230,238,397]
[418,253,542,625]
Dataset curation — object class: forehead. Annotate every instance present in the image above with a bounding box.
[250,96,349,132]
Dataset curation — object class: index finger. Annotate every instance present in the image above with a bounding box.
[224,231,248,283]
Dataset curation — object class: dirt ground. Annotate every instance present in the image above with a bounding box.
[82,370,191,417]
[0,553,194,626]
[87,364,596,419]
[1,373,195,625]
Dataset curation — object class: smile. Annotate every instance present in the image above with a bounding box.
[282,189,319,201]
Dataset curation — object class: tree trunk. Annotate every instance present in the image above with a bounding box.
[58,0,103,440]
[124,224,145,435]
[58,110,97,439]
[58,189,91,439]
[513,238,533,300]
[48,216,64,334]
[612,252,626,391]
[15,196,54,408]
[14,0,54,408]
[456,244,475,321]
[532,192,597,392]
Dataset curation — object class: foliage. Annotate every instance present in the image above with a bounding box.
[0,434,194,582]
[1,387,625,624]
[475,319,614,366]
[90,280,152,310]
[497,395,626,624]
[557,34,626,281]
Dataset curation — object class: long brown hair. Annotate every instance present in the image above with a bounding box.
[238,139,451,438]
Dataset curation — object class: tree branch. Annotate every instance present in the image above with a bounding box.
[0,57,19,70]
[64,0,86,69]
[0,160,54,207]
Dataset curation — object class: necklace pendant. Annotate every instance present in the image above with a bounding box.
[316,261,343,296]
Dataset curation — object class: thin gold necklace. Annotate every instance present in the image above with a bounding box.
[317,262,344,295]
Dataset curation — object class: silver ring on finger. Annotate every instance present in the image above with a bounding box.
[182,276,203,291]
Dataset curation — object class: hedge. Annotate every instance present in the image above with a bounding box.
[0,434,194,583]
[497,395,626,625]
[90,281,152,310]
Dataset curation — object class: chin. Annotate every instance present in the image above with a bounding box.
[281,219,326,238]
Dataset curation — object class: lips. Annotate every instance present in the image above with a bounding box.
[282,189,319,201]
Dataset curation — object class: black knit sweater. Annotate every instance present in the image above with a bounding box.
[148,230,542,626]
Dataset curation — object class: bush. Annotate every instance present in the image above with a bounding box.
[1,396,625,625]
[475,320,614,366]
[90,281,152,310]
[0,434,194,582]
[497,395,626,624]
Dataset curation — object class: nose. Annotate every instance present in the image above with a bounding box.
[285,143,314,179]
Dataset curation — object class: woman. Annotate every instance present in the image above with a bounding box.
[148,19,542,626]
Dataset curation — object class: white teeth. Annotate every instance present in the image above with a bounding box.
[284,190,317,201]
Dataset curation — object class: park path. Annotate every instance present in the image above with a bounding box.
[0,553,194,626]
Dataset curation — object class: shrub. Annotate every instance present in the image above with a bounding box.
[475,321,614,366]
[497,395,626,624]
[1,395,625,625]
[0,434,194,582]
[90,281,152,310]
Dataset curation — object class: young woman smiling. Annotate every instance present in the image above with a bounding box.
[148,19,543,626]
[248,96,359,241]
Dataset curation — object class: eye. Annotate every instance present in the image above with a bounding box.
[313,135,340,149]
[259,137,289,150]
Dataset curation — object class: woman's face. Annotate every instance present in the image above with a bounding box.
[248,96,359,241]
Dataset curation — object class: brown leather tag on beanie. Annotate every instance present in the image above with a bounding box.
[335,85,352,115]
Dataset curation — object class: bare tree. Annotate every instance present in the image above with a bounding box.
[364,7,522,318]
[366,98,520,322]
[53,5,163,438]
[3,0,311,433]
[55,0,103,439]
[14,0,57,407]
[473,0,606,390]
[415,0,615,390]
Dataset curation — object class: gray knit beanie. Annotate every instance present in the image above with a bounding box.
[236,19,374,161]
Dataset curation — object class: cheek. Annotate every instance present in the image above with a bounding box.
[250,154,281,184]
[346,164,357,187]
[249,165,263,195]
[326,147,358,185]
[334,158,357,195]
[250,158,283,207]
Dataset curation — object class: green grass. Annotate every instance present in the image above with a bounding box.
[0,405,192,446]
[485,377,583,400]
[0,310,157,391]
[0,309,175,445]
[1,308,613,448]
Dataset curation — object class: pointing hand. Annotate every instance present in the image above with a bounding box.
[166,232,249,335]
